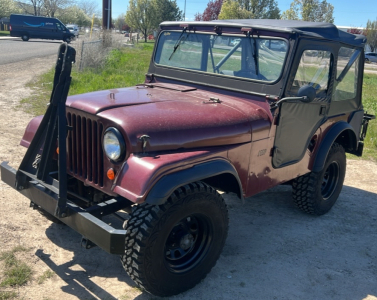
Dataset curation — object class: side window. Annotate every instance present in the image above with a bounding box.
[56,23,63,31]
[334,47,360,101]
[290,50,331,99]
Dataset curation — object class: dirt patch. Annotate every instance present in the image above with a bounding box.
[0,57,377,300]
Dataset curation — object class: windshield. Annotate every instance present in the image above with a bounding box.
[154,31,288,82]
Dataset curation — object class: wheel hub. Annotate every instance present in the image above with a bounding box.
[180,233,194,250]
[164,214,212,273]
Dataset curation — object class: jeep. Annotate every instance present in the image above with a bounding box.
[1,19,375,297]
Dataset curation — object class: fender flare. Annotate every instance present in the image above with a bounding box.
[312,121,357,172]
[145,160,243,205]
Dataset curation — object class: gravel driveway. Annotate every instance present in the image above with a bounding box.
[0,55,376,300]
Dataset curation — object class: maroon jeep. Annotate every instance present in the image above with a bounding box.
[1,19,375,296]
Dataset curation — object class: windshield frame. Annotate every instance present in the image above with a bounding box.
[148,27,294,97]
[154,30,289,85]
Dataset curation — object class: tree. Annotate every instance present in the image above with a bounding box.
[281,0,334,23]
[17,0,44,16]
[125,0,155,42]
[195,0,223,21]
[44,0,73,17]
[57,5,91,26]
[115,13,126,31]
[0,0,17,18]
[365,19,377,52]
[78,0,98,16]
[152,0,182,26]
[218,0,280,20]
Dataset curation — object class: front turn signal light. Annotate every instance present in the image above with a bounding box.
[107,168,115,180]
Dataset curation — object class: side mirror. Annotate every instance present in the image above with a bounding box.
[297,85,316,103]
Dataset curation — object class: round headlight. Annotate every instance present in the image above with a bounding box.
[103,127,125,162]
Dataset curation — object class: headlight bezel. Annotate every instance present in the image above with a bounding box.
[103,127,126,163]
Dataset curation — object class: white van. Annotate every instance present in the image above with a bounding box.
[66,24,79,38]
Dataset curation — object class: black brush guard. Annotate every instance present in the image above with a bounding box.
[0,44,127,255]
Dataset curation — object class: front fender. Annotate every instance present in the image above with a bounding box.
[112,149,242,205]
[145,160,243,205]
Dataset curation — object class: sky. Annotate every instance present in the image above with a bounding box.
[103,0,376,28]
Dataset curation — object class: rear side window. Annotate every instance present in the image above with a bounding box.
[334,47,360,102]
[290,50,331,99]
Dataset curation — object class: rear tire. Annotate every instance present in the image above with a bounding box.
[292,143,346,215]
[21,35,29,41]
[121,181,228,297]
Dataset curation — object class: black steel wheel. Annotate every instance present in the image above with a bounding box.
[292,143,346,215]
[121,182,228,297]
[21,34,29,41]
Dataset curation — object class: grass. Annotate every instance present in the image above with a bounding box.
[20,42,154,116]
[358,73,377,160]
[0,246,32,287]
[19,42,377,161]
[37,270,55,284]
[0,31,10,37]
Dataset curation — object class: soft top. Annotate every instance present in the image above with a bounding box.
[160,19,366,47]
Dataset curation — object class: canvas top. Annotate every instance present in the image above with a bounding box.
[160,19,366,47]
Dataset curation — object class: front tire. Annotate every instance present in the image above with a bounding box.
[121,182,229,297]
[292,143,346,215]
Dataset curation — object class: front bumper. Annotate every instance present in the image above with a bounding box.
[1,162,126,255]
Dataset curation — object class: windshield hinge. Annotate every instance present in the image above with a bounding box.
[214,26,222,35]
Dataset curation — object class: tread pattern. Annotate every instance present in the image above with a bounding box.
[121,181,228,297]
[292,143,345,215]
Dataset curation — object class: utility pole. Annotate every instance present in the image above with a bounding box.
[102,0,111,29]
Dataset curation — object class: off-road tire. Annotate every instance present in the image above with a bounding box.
[121,181,229,297]
[292,143,346,215]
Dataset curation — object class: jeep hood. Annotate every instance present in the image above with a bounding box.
[22,84,271,152]
[93,85,270,153]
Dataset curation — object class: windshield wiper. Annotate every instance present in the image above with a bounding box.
[247,32,258,75]
[169,27,189,60]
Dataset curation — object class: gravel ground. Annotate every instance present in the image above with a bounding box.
[0,56,376,300]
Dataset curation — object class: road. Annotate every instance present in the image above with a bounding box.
[0,38,77,65]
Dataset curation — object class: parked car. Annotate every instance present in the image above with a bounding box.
[65,24,79,38]
[9,14,74,42]
[1,19,375,298]
[365,52,377,63]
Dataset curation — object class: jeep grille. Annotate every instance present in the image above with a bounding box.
[67,112,104,187]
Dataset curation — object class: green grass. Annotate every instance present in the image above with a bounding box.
[20,42,154,116]
[359,73,377,160]
[0,291,17,300]
[0,31,10,37]
[0,246,32,287]
[37,269,55,284]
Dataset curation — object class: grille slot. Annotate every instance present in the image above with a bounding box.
[67,113,104,186]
